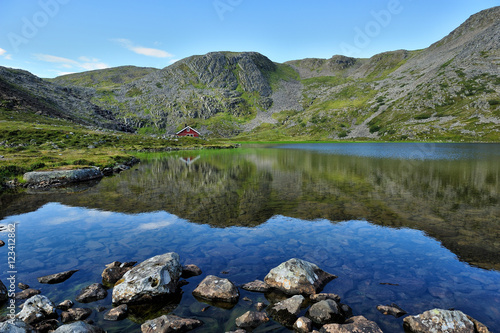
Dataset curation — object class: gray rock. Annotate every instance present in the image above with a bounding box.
[376,303,407,318]
[310,293,341,303]
[181,264,202,278]
[15,289,40,300]
[16,295,56,325]
[0,319,34,333]
[320,315,383,333]
[192,275,239,304]
[75,283,108,303]
[235,311,269,329]
[56,300,74,311]
[53,321,105,333]
[60,307,92,323]
[141,314,203,333]
[112,252,182,304]
[270,295,304,316]
[104,304,128,321]
[403,309,487,333]
[294,316,313,333]
[264,258,337,295]
[23,167,103,185]
[306,299,345,325]
[241,279,271,293]
[37,269,78,284]
[0,279,7,302]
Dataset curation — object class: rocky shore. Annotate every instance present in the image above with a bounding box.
[0,255,491,332]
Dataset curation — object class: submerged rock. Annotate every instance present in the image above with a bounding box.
[241,279,271,293]
[60,308,92,323]
[181,264,202,278]
[264,258,337,295]
[16,295,57,325]
[75,283,108,303]
[310,293,341,303]
[0,319,34,332]
[53,321,105,333]
[18,283,30,290]
[112,252,182,304]
[104,304,128,321]
[376,303,407,318]
[320,315,383,333]
[37,269,78,284]
[15,289,40,300]
[192,275,239,304]
[306,299,346,325]
[235,311,269,329]
[141,314,203,333]
[403,309,489,333]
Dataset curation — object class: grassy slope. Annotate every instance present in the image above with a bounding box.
[0,108,234,184]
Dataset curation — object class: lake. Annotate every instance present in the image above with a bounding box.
[1,143,499,332]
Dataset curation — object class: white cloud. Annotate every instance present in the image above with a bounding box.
[34,53,110,73]
[0,47,13,60]
[113,38,173,58]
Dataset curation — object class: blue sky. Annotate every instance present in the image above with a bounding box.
[0,0,498,78]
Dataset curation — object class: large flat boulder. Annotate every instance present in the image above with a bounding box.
[23,167,103,185]
[112,252,182,304]
[264,258,337,295]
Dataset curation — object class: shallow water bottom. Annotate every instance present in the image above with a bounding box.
[1,202,499,332]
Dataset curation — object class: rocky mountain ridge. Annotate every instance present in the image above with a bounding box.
[1,6,499,140]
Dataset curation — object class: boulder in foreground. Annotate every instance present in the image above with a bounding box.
[403,309,490,333]
[264,258,337,295]
[141,314,203,333]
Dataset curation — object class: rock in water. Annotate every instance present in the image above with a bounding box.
[241,279,271,293]
[75,283,108,303]
[53,321,105,333]
[0,319,34,332]
[264,258,337,295]
[306,299,346,325]
[403,309,488,333]
[104,304,128,321]
[60,308,92,323]
[376,303,407,318]
[268,295,305,326]
[141,314,203,333]
[112,252,182,304]
[235,311,269,329]
[320,316,383,333]
[0,280,7,302]
[192,275,239,304]
[16,295,57,325]
[15,288,40,300]
[101,261,135,287]
[37,269,78,284]
[294,316,313,333]
[181,264,202,278]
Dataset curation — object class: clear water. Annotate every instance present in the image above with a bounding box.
[1,143,499,332]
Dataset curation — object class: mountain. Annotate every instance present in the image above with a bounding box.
[0,66,130,131]
[1,6,499,140]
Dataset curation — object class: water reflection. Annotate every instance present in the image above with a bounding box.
[2,144,498,270]
[1,204,499,332]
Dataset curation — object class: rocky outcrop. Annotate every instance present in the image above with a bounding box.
[16,295,57,325]
[23,168,103,186]
[403,309,489,333]
[264,258,337,295]
[37,270,78,284]
[192,275,239,304]
[75,283,108,303]
[112,252,182,304]
[320,316,383,333]
[141,314,203,333]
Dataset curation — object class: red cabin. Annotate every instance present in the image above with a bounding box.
[176,126,200,138]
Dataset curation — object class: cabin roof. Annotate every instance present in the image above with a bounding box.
[175,126,201,135]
